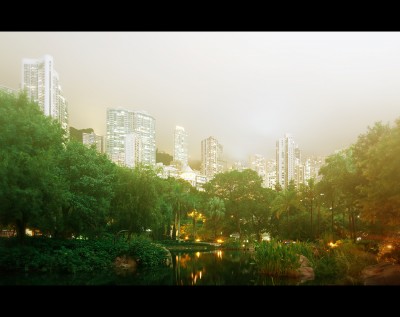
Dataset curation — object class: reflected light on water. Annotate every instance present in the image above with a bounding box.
[217,250,223,259]
[191,270,203,285]
[196,252,201,258]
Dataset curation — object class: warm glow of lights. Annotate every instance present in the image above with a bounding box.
[386,244,393,249]
[199,271,202,279]
[185,236,189,240]
[328,241,338,248]
[217,250,223,259]
[217,239,223,243]
[195,238,200,242]
[242,244,245,247]
[196,252,200,258]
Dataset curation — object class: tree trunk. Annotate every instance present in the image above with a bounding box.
[331,201,334,240]
[192,216,196,240]
[317,203,321,238]
[310,202,313,238]
[172,210,177,240]
[177,202,181,243]
[16,219,26,241]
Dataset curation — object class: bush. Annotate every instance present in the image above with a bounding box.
[254,239,315,276]
[313,239,377,280]
[0,236,169,273]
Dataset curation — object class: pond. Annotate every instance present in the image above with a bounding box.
[0,250,342,285]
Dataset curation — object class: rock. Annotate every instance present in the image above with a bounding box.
[361,262,400,285]
[160,246,173,267]
[297,266,315,282]
[297,255,315,281]
[114,256,137,275]
[288,255,315,282]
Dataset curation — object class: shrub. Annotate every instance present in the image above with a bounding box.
[254,239,314,276]
[0,236,169,273]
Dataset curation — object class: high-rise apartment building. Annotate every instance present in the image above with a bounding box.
[266,160,277,189]
[173,126,188,167]
[125,133,142,168]
[231,161,246,172]
[106,108,155,167]
[248,154,267,187]
[21,55,68,131]
[201,136,224,179]
[276,133,296,189]
[82,132,104,153]
[131,111,156,166]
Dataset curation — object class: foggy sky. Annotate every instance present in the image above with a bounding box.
[1,32,399,163]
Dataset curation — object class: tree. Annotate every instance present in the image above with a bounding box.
[204,169,264,239]
[204,197,225,240]
[318,148,363,241]
[248,187,276,242]
[272,180,298,240]
[156,149,173,165]
[353,119,400,235]
[56,141,117,238]
[69,127,94,142]
[299,178,317,238]
[0,92,66,239]
[111,164,160,238]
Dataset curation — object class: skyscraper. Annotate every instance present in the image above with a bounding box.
[82,132,104,153]
[21,55,68,131]
[201,136,224,179]
[131,111,156,166]
[125,133,142,168]
[248,154,267,187]
[106,108,155,167]
[276,133,296,189]
[173,126,188,167]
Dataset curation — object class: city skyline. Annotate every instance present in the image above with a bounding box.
[1,32,400,161]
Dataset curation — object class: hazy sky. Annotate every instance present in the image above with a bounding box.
[1,32,400,162]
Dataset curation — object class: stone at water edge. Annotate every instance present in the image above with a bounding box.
[361,262,400,285]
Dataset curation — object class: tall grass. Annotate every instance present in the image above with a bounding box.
[254,239,314,276]
[313,239,377,281]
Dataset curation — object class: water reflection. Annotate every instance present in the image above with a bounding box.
[170,250,301,286]
[0,250,341,285]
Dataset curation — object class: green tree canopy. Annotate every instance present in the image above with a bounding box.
[353,119,400,232]
[204,169,264,239]
[55,141,117,238]
[0,92,66,238]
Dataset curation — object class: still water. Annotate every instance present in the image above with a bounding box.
[0,250,340,285]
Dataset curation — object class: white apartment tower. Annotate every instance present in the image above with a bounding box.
[125,133,142,168]
[106,108,155,167]
[131,111,156,166]
[276,133,296,189]
[248,154,267,187]
[201,136,224,179]
[82,132,104,153]
[173,126,188,167]
[21,55,68,131]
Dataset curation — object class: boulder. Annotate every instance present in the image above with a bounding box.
[297,255,315,281]
[114,255,137,275]
[287,255,315,282]
[361,262,400,285]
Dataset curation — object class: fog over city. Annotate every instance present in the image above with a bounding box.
[1,32,400,162]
